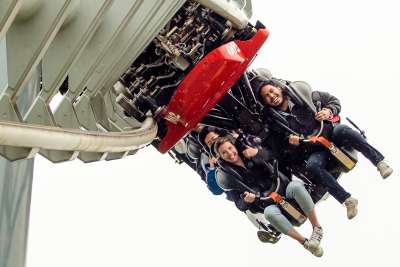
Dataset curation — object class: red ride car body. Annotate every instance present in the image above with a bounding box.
[158,28,269,153]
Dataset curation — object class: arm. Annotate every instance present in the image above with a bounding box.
[313,91,341,115]
[215,168,257,211]
[225,191,254,211]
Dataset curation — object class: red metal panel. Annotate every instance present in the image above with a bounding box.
[158,28,269,153]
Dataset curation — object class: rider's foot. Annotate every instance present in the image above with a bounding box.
[308,227,323,249]
[344,197,358,220]
[303,239,324,257]
[377,160,393,179]
[257,230,277,243]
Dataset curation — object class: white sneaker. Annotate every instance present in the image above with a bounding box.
[303,239,324,257]
[308,227,323,249]
[377,160,393,179]
[344,197,358,220]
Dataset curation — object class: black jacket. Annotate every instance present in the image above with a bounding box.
[271,90,340,136]
[262,90,341,166]
[215,147,281,213]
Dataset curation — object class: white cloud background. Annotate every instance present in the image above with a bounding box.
[27,0,400,266]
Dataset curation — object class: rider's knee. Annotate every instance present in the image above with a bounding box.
[332,124,351,138]
[264,205,291,235]
[305,158,322,172]
[286,180,305,195]
[264,205,281,221]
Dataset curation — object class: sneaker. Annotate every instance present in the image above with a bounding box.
[303,239,324,257]
[377,160,393,179]
[344,197,358,220]
[308,227,323,249]
[257,230,279,244]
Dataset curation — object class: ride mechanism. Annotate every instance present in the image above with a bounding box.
[0,0,263,162]
[0,1,269,266]
[1,1,365,265]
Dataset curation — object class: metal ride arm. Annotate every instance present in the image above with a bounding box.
[0,117,157,155]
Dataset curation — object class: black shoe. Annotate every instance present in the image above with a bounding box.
[257,230,280,244]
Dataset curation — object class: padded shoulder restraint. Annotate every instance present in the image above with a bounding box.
[252,68,273,80]
[186,137,202,160]
[288,81,317,113]
[216,164,254,192]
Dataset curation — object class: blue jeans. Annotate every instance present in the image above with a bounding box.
[264,181,314,234]
[305,124,384,203]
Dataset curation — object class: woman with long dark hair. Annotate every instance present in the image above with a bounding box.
[215,136,324,257]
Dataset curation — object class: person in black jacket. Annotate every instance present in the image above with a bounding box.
[251,76,393,220]
[198,126,279,243]
[215,136,324,257]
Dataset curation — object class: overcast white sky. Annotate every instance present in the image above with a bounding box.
[28,0,400,266]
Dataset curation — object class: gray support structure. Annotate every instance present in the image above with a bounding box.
[0,0,74,161]
[0,1,253,266]
[24,0,113,163]
[0,0,22,40]
[0,38,39,267]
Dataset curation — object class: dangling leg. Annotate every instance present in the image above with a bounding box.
[264,204,323,257]
[285,181,320,227]
[245,210,278,243]
[332,124,393,178]
[285,180,323,249]
[305,151,358,219]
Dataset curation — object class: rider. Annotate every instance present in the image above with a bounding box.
[250,76,393,219]
[214,136,325,257]
[198,126,276,243]
[198,127,226,195]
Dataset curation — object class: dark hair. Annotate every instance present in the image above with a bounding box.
[250,76,288,105]
[198,126,228,150]
[213,136,236,158]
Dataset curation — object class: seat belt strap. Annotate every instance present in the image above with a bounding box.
[269,192,307,224]
[309,136,356,171]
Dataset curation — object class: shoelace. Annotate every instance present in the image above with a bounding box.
[345,201,356,208]
[310,228,323,242]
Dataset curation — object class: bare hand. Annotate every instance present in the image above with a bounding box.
[209,157,217,168]
[315,108,332,121]
[242,147,258,159]
[243,192,256,203]
[288,134,301,146]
